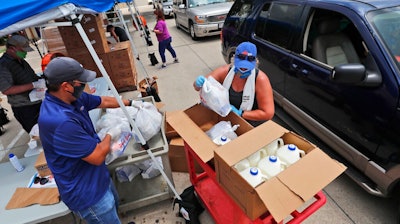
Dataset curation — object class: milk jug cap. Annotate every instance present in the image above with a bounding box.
[288,144,296,151]
[269,156,277,162]
[221,136,227,142]
[250,167,259,175]
[9,153,15,158]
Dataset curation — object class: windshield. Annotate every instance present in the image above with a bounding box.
[367,6,400,67]
[188,0,231,8]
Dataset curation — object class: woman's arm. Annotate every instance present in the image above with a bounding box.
[193,64,231,91]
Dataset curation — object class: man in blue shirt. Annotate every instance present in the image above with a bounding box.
[38,57,132,224]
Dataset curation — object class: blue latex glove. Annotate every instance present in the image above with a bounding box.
[230,105,243,116]
[195,75,206,88]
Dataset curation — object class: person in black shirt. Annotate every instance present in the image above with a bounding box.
[0,34,45,133]
[106,25,129,42]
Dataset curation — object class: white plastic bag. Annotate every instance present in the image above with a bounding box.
[206,121,240,141]
[200,77,231,117]
[115,164,142,182]
[131,101,162,141]
[96,113,132,165]
[104,131,132,165]
[139,157,163,179]
[29,88,46,102]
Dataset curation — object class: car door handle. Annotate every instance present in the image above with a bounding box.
[291,64,309,75]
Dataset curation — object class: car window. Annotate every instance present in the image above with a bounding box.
[255,2,303,49]
[224,0,254,31]
[188,0,230,8]
[367,6,400,67]
[307,10,370,66]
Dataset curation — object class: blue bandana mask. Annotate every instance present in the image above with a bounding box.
[234,67,252,79]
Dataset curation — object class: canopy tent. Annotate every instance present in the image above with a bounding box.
[0,0,115,34]
[0,0,148,144]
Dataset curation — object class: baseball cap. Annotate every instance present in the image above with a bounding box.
[44,57,96,84]
[7,35,33,52]
[234,42,257,72]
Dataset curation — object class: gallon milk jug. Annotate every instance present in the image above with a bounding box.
[258,156,283,179]
[234,158,250,172]
[239,167,264,187]
[213,135,231,145]
[247,150,264,167]
[276,144,305,168]
[262,138,284,157]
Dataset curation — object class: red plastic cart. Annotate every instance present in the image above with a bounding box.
[184,142,326,224]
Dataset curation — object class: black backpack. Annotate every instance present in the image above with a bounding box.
[148,52,159,66]
[173,186,204,224]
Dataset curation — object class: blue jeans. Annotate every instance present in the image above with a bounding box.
[74,182,121,224]
[158,37,177,63]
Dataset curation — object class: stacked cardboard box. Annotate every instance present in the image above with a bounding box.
[167,104,347,222]
[56,14,137,92]
[107,42,137,92]
[42,27,68,56]
[58,14,109,54]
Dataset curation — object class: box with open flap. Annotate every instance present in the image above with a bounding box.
[214,120,347,222]
[166,103,253,165]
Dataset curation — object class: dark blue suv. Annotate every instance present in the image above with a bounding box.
[222,0,400,204]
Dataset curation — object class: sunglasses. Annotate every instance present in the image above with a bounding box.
[236,53,256,62]
[34,177,49,185]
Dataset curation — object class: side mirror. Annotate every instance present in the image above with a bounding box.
[331,64,366,84]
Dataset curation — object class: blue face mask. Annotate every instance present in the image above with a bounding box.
[234,67,252,79]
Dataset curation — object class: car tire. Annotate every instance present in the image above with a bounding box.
[190,22,198,40]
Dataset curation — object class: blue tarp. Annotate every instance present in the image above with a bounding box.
[0,0,116,31]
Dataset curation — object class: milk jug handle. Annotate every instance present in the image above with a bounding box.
[299,149,306,157]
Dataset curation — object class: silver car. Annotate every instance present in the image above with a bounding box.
[172,0,233,40]
[156,0,174,18]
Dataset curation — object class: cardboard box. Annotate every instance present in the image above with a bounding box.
[34,151,52,177]
[166,103,254,164]
[165,111,180,140]
[214,121,346,222]
[58,14,109,54]
[138,76,159,97]
[168,137,203,173]
[67,50,111,77]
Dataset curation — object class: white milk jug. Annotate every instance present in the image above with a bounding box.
[276,144,305,168]
[239,167,264,188]
[213,135,231,145]
[258,156,284,179]
[247,149,268,167]
[234,158,250,172]
[262,138,284,157]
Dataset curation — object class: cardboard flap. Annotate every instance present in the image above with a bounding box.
[278,148,346,201]
[6,188,60,210]
[167,110,216,162]
[217,121,288,166]
[255,177,304,222]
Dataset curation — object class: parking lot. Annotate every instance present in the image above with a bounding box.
[0,1,399,223]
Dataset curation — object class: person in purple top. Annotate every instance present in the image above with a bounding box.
[153,9,179,68]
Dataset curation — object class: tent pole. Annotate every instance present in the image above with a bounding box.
[70,13,146,146]
[113,3,140,60]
